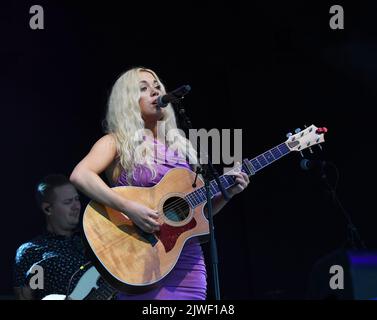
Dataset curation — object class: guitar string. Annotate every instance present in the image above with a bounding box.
[120,160,258,221]
[121,139,322,222]
[152,162,261,222]
[136,145,288,216]
[158,150,290,216]
[160,167,241,213]
[156,162,261,219]
[125,149,288,220]
[157,166,245,219]
[120,143,296,224]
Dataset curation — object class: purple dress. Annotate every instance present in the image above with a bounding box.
[116,139,207,300]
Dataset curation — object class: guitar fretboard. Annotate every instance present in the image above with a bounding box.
[185,142,290,207]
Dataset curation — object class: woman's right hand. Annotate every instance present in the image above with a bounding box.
[125,201,161,234]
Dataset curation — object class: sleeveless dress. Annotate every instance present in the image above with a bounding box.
[116,138,207,300]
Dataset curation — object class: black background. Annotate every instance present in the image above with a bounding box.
[0,1,375,299]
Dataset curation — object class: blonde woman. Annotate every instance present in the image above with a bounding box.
[70,67,249,299]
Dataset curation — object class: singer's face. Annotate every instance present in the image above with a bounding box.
[138,71,164,123]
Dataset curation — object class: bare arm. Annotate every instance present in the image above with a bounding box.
[70,134,160,233]
[70,135,126,212]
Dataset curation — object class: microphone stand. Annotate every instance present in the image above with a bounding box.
[174,98,230,300]
[318,162,366,250]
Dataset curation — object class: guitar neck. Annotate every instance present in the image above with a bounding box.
[185,142,291,207]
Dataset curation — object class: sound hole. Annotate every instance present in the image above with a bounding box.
[163,196,190,222]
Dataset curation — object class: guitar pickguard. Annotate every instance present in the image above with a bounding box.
[157,218,197,253]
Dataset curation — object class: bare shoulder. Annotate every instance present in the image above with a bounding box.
[90,134,118,156]
[72,134,119,174]
[96,134,117,148]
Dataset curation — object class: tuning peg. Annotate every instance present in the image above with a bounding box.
[308,147,314,154]
[299,151,304,157]
[318,144,323,151]
[286,132,293,138]
[295,128,302,134]
[316,127,328,134]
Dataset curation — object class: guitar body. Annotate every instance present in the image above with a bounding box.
[83,168,209,293]
[42,266,117,300]
[68,266,101,299]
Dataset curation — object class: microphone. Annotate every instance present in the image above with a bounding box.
[300,159,327,171]
[156,85,191,108]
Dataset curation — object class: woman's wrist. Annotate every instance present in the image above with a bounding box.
[223,191,234,202]
[120,198,136,217]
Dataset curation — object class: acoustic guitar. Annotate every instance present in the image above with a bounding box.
[83,125,327,292]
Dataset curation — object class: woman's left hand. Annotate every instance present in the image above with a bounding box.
[227,162,250,198]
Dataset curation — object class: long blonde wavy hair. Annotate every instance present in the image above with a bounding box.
[105,67,198,184]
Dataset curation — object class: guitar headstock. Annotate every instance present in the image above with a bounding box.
[285,125,327,152]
